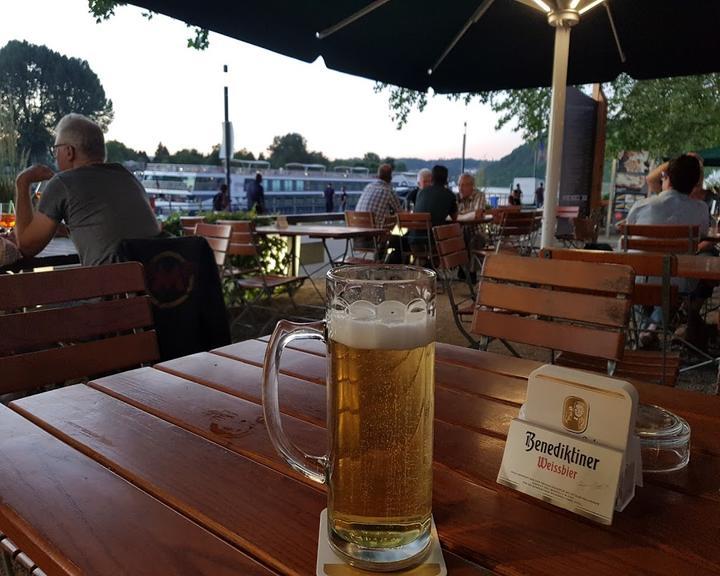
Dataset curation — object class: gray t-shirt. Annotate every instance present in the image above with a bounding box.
[39,163,160,265]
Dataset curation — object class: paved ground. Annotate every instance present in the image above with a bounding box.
[229,276,719,396]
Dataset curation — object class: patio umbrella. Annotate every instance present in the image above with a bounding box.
[129,0,720,245]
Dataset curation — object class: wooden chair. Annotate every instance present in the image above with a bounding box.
[397,212,436,266]
[194,222,232,274]
[180,216,203,236]
[0,262,159,398]
[343,211,383,264]
[554,206,580,245]
[217,220,307,333]
[555,206,600,247]
[540,248,681,386]
[432,223,480,348]
[619,224,699,254]
[488,210,541,255]
[471,254,634,375]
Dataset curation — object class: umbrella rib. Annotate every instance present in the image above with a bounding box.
[604,2,626,63]
[316,0,393,40]
[429,0,496,75]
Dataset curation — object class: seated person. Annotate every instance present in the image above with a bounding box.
[404,168,432,210]
[629,154,711,347]
[14,113,160,266]
[456,173,486,277]
[410,164,458,246]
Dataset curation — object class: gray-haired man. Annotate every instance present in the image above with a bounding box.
[14,113,159,265]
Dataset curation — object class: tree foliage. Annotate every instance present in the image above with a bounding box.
[153,142,170,162]
[378,73,720,158]
[88,1,209,50]
[0,40,114,164]
[267,133,329,168]
[106,140,148,163]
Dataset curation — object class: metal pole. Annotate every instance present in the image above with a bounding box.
[540,25,572,248]
[461,122,467,173]
[223,64,231,194]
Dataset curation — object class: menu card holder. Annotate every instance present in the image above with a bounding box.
[498,365,642,524]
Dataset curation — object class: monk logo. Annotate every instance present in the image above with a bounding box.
[146,251,196,309]
[562,396,588,434]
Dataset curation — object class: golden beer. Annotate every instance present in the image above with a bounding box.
[327,329,434,556]
[262,265,436,571]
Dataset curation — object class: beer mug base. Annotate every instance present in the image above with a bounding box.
[328,522,432,572]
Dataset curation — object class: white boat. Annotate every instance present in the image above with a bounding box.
[138,161,378,216]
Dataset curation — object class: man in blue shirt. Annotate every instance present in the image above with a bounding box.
[247,173,265,214]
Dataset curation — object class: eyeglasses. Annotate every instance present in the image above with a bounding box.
[51,143,72,158]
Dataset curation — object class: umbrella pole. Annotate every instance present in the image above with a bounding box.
[540,24,572,248]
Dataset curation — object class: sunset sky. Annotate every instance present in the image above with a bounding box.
[2,0,525,161]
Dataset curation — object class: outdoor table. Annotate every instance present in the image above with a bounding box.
[256,224,389,296]
[1,340,719,575]
[676,254,720,280]
[0,237,79,273]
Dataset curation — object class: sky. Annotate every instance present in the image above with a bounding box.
[1,0,525,161]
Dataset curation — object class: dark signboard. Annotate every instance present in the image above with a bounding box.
[557,88,598,235]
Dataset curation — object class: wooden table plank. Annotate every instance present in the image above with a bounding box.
[11,385,326,576]
[0,404,274,576]
[156,352,326,427]
[156,358,720,568]
[214,340,327,384]
[18,377,713,574]
[677,254,720,280]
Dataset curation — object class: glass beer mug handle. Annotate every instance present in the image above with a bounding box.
[262,319,328,485]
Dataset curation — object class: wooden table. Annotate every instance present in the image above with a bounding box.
[257,224,388,284]
[1,341,719,575]
[0,237,79,273]
[677,254,720,280]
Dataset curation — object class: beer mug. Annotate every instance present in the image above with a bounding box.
[262,265,436,571]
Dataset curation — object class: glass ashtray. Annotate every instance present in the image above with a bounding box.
[635,404,691,473]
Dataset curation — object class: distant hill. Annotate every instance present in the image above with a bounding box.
[398,157,492,178]
[396,144,545,188]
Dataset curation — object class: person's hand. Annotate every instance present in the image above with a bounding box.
[16,164,55,188]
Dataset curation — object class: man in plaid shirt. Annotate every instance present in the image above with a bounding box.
[356,164,401,227]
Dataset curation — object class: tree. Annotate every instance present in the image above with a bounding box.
[267,133,329,168]
[106,140,148,164]
[153,142,170,163]
[233,148,256,161]
[377,73,720,158]
[0,40,114,164]
[88,1,208,49]
[169,148,206,164]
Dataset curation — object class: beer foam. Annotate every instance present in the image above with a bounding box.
[328,299,435,350]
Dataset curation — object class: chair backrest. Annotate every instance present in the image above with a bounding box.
[539,248,678,307]
[116,236,231,361]
[397,212,432,231]
[216,220,260,258]
[433,223,468,271]
[620,224,699,254]
[195,222,232,268]
[0,263,159,396]
[344,211,379,258]
[180,216,203,236]
[471,254,634,361]
[490,205,521,223]
[345,211,375,228]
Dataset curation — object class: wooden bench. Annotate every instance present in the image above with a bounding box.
[0,262,159,398]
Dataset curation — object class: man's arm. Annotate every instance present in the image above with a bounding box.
[646,161,668,194]
[15,165,58,257]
